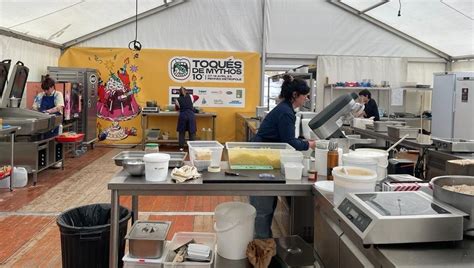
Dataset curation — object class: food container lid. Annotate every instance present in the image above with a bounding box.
[144,153,171,162]
[126,221,171,240]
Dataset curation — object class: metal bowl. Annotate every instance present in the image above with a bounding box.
[123,159,145,176]
[431,175,474,236]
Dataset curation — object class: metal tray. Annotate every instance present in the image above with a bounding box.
[373,121,406,132]
[112,151,187,167]
[387,125,419,139]
[432,138,474,152]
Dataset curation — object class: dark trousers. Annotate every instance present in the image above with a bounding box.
[249,196,277,239]
[178,131,195,148]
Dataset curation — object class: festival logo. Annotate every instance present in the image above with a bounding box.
[170,57,191,81]
[168,56,244,83]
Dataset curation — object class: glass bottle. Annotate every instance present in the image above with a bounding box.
[327,141,339,181]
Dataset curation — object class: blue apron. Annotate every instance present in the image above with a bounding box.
[39,93,60,137]
[176,95,196,133]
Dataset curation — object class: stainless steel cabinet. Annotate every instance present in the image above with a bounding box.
[340,234,374,268]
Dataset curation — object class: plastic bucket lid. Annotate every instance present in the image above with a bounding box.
[354,149,389,167]
[332,166,377,183]
[342,153,378,165]
[143,153,170,163]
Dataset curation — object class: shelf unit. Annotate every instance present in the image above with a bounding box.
[323,85,392,116]
[267,72,316,111]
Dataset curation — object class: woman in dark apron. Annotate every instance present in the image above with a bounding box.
[175,87,199,150]
[33,75,64,138]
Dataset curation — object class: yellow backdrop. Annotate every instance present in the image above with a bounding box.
[59,48,260,144]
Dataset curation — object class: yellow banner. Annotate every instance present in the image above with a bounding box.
[59,48,260,144]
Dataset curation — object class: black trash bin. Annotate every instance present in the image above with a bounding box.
[57,203,131,268]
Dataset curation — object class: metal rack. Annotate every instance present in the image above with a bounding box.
[0,126,19,191]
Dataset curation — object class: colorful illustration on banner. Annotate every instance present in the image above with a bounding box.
[236,89,243,98]
[97,121,137,141]
[96,57,141,121]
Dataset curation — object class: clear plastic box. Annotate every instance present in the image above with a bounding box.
[123,241,169,268]
[163,232,216,268]
[187,141,223,170]
[225,142,295,169]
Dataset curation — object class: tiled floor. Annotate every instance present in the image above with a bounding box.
[0,146,284,267]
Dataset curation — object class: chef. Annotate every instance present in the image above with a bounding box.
[32,75,64,137]
[358,89,380,121]
[251,74,316,238]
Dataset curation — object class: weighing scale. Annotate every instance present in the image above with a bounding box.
[335,191,467,245]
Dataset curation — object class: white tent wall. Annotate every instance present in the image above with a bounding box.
[265,0,441,59]
[75,0,262,53]
[316,56,407,113]
[452,61,474,72]
[0,35,60,82]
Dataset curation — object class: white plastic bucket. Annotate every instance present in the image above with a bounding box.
[214,202,256,260]
[280,151,303,175]
[333,166,377,205]
[342,153,378,179]
[353,149,389,181]
[284,162,304,180]
[314,147,343,176]
[143,153,170,181]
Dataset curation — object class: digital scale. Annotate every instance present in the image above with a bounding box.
[335,191,467,244]
[142,107,159,113]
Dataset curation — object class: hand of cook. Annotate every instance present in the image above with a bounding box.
[308,140,316,149]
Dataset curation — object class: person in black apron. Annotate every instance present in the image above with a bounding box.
[175,87,199,150]
[33,75,64,138]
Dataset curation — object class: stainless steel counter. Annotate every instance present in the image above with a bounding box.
[313,187,474,267]
[350,127,435,150]
[108,162,315,267]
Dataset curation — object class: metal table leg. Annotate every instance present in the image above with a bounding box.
[9,132,14,191]
[109,190,119,268]
[132,195,138,224]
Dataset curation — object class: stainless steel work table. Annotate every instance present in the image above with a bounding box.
[108,163,314,267]
[0,126,19,191]
[313,187,474,267]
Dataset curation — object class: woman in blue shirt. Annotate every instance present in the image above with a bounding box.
[251,74,316,238]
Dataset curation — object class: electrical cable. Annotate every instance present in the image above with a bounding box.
[128,0,142,51]
[398,0,402,17]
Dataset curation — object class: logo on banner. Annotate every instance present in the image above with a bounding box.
[170,58,191,81]
[169,56,244,83]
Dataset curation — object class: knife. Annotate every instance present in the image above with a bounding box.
[224,171,248,177]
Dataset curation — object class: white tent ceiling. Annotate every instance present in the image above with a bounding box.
[340,0,474,58]
[0,0,472,59]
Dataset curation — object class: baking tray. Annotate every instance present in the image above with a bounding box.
[112,151,187,167]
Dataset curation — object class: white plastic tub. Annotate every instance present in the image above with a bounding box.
[354,148,389,181]
[214,202,255,260]
[314,147,343,176]
[284,162,304,180]
[280,151,303,175]
[333,166,377,205]
[143,153,170,181]
[163,232,216,268]
[342,153,378,178]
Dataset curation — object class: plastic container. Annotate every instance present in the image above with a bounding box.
[144,143,160,153]
[315,180,334,194]
[0,167,28,188]
[342,153,378,178]
[57,203,131,268]
[315,147,343,176]
[280,151,304,175]
[214,202,256,260]
[354,148,389,181]
[332,166,377,205]
[284,162,304,180]
[226,142,295,169]
[188,141,223,171]
[163,232,216,268]
[143,153,170,181]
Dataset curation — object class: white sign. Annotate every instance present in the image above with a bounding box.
[169,87,245,108]
[169,57,244,83]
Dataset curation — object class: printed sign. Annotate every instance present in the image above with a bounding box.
[169,57,244,83]
[169,87,245,108]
